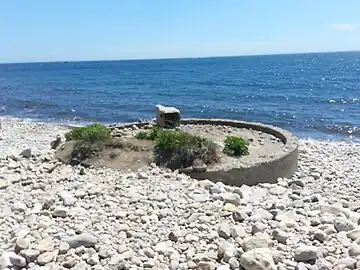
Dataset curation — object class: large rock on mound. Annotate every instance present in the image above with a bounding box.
[156,104,180,128]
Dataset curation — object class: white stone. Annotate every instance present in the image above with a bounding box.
[59,191,77,206]
[218,223,231,239]
[37,251,57,266]
[240,248,276,270]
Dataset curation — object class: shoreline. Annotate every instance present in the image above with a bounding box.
[1,115,359,144]
[1,117,360,269]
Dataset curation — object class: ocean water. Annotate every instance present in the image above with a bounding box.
[1,51,360,141]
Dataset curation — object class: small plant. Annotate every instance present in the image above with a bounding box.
[134,131,150,140]
[65,123,110,143]
[223,136,249,156]
[154,129,219,169]
[134,127,160,140]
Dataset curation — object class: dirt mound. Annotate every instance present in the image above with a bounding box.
[55,137,154,170]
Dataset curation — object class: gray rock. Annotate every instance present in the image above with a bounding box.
[20,148,32,158]
[218,223,231,239]
[272,229,288,244]
[143,259,156,268]
[240,248,276,270]
[310,218,321,226]
[63,257,77,268]
[155,105,180,128]
[347,227,360,241]
[197,261,216,270]
[19,249,40,263]
[288,180,305,188]
[313,229,327,243]
[138,171,149,180]
[294,246,317,262]
[168,230,182,242]
[65,233,97,248]
[50,135,62,149]
[252,222,267,234]
[9,253,27,267]
[348,243,360,257]
[233,211,248,222]
[334,217,356,232]
[52,207,68,218]
[143,247,155,258]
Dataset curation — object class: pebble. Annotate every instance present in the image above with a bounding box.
[240,248,276,270]
[37,251,56,266]
[218,223,231,239]
[65,233,97,248]
[52,207,68,217]
[9,252,27,267]
[19,249,40,262]
[334,217,357,232]
[14,237,29,253]
[294,246,318,262]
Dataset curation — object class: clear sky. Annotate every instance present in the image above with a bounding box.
[0,0,360,63]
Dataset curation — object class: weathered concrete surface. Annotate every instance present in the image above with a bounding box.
[181,118,298,186]
[109,118,299,186]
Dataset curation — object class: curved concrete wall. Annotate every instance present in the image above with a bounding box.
[110,118,299,186]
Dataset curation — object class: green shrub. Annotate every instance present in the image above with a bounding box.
[65,123,110,143]
[223,136,249,156]
[134,127,160,140]
[154,129,219,169]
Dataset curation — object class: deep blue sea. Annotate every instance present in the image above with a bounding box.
[1,51,360,141]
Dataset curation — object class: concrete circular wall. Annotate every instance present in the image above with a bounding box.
[110,118,299,187]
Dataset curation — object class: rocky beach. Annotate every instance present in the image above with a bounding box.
[1,117,360,270]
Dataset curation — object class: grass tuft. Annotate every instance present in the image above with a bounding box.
[154,129,219,169]
[134,127,161,141]
[65,123,110,143]
[223,136,249,156]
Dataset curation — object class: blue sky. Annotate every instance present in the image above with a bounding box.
[0,0,359,63]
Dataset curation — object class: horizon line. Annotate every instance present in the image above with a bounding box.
[1,49,359,65]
